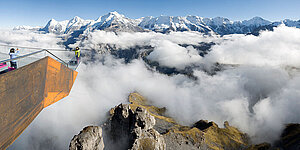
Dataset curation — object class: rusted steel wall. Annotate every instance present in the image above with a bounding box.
[0,56,77,149]
[43,56,77,107]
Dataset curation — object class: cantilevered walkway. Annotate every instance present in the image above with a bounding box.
[0,46,79,149]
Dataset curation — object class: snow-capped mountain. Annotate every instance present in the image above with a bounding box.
[64,16,93,34]
[88,11,143,32]
[40,11,143,34]
[38,12,300,35]
[40,17,93,34]
[40,19,69,34]
[241,16,271,26]
[272,19,300,27]
[139,15,212,33]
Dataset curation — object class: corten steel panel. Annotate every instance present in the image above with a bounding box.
[0,56,78,150]
[43,57,78,107]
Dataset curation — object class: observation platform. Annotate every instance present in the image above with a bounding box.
[0,46,79,149]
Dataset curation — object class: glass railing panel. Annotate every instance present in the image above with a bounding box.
[0,45,79,73]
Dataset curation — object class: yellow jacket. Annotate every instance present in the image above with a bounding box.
[72,48,80,57]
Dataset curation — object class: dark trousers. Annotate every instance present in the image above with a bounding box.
[10,61,17,69]
[76,56,80,64]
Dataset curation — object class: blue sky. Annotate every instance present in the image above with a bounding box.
[0,0,299,28]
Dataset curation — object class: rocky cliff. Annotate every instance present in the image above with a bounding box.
[69,93,299,150]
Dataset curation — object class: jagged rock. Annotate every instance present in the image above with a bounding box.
[201,121,250,149]
[274,123,300,150]
[70,93,253,150]
[69,126,104,150]
[104,103,165,150]
[126,93,250,150]
[161,120,250,150]
[131,128,165,150]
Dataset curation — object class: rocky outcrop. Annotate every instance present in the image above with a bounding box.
[127,93,251,150]
[69,93,166,150]
[71,93,300,150]
[160,119,250,150]
[274,123,300,150]
[104,104,166,150]
[69,126,104,150]
[70,93,255,150]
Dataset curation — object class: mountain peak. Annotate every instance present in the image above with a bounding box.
[109,11,120,15]
[242,16,271,26]
[251,16,264,20]
[98,11,126,22]
[71,16,82,21]
[49,18,57,23]
[106,11,124,18]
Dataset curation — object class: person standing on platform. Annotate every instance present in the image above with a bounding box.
[9,48,19,69]
[72,46,80,64]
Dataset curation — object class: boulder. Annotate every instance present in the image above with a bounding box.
[69,126,104,150]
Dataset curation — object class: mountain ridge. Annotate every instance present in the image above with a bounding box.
[15,11,300,35]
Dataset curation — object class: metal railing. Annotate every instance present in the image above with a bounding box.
[0,49,71,69]
[0,44,69,52]
[0,43,84,71]
[44,50,69,67]
[0,49,44,64]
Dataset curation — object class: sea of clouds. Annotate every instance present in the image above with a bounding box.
[2,25,300,149]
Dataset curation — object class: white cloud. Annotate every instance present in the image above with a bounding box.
[73,30,219,50]
[147,40,202,69]
[6,26,300,149]
[0,29,63,49]
[0,29,73,65]
[204,25,300,67]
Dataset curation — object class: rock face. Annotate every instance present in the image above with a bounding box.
[69,126,104,150]
[274,123,300,150]
[69,93,299,150]
[70,93,255,150]
[127,93,250,150]
[104,104,166,150]
[161,119,250,150]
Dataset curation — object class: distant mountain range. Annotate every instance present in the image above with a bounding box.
[14,11,300,36]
